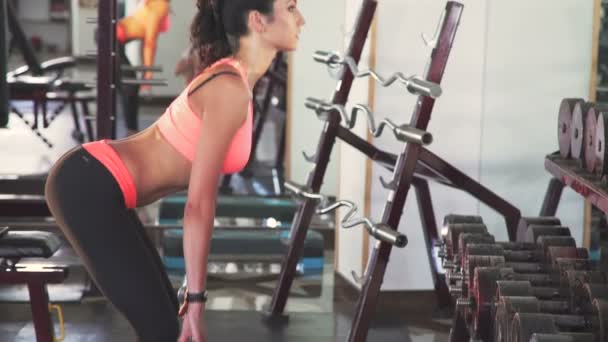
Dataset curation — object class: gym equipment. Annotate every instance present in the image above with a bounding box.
[4,0,96,145]
[0,0,7,128]
[509,312,602,342]
[570,101,594,161]
[0,226,68,342]
[543,97,608,217]
[161,228,324,277]
[304,98,433,144]
[265,3,520,341]
[96,0,117,140]
[558,98,584,158]
[312,50,442,98]
[596,111,608,175]
[171,177,402,302]
[5,1,77,79]
[159,186,327,295]
[543,151,608,215]
[282,181,406,248]
[584,105,607,173]
[441,214,607,342]
[158,193,299,222]
[516,216,562,243]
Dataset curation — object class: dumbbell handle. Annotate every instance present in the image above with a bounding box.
[505,271,559,287]
[530,286,570,300]
[535,299,571,315]
[466,244,543,262]
[531,333,595,342]
[549,314,597,331]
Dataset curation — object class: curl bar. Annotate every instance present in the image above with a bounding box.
[284,180,325,201]
[304,97,433,145]
[317,200,408,248]
[312,51,442,99]
[285,181,407,248]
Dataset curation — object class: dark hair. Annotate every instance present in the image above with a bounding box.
[191,0,275,69]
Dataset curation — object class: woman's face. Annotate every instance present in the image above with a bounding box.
[261,0,306,51]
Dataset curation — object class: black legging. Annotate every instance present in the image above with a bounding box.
[45,147,179,341]
[118,43,140,131]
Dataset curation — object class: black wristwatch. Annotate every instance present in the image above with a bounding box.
[186,290,208,303]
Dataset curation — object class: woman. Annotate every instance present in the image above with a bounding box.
[117,0,171,135]
[45,0,305,341]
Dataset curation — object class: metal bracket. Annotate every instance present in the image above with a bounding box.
[351,270,366,285]
[421,7,446,48]
[379,176,397,190]
[302,150,316,163]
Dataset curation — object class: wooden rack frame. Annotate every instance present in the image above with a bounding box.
[264,2,521,341]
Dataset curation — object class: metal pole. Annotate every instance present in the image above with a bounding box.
[0,0,8,127]
[264,0,378,321]
[97,0,116,139]
[348,3,464,341]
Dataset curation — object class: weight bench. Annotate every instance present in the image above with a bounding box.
[162,228,325,297]
[0,226,68,342]
[159,193,299,222]
[8,75,95,147]
[5,0,96,147]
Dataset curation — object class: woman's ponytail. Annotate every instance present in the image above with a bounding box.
[190,0,275,70]
[190,0,232,70]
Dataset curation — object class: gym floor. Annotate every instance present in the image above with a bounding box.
[0,57,450,341]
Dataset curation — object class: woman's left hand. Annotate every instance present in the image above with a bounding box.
[178,302,207,342]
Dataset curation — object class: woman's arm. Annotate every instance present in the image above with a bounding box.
[182,75,249,299]
[141,2,170,79]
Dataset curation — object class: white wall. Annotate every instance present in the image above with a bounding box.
[71,0,96,56]
[287,0,346,195]
[18,0,70,53]
[477,1,591,242]
[341,0,593,291]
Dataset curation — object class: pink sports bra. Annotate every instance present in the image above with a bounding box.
[156,57,253,174]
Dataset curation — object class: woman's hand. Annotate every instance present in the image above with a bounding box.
[178,302,207,342]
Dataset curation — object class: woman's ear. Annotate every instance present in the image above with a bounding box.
[248,10,267,33]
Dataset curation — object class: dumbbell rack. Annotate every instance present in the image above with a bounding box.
[264,1,521,341]
[442,214,607,342]
[541,152,608,217]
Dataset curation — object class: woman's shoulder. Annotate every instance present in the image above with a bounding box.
[187,61,248,98]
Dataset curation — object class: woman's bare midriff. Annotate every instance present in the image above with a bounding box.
[109,125,191,207]
[107,63,247,207]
